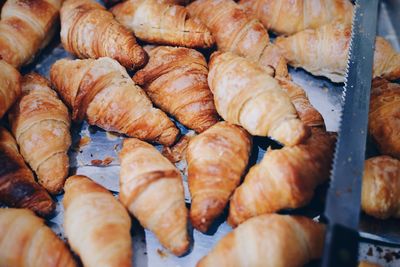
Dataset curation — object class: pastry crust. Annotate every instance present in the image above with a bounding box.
[0,60,21,119]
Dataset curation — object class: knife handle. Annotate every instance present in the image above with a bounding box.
[322,223,359,267]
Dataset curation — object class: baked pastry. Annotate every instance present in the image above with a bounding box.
[0,208,76,267]
[197,214,325,267]
[187,122,252,232]
[228,128,336,226]
[133,46,219,133]
[362,156,400,219]
[9,73,71,194]
[0,126,55,217]
[111,0,214,48]
[0,0,62,68]
[50,57,179,146]
[0,60,21,119]
[63,175,132,267]
[60,0,147,70]
[119,138,189,256]
[208,52,308,146]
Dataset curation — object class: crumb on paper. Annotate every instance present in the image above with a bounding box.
[91,157,114,166]
[113,144,119,151]
[156,248,169,259]
[79,135,91,148]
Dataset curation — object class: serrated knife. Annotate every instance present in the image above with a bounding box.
[321,0,380,267]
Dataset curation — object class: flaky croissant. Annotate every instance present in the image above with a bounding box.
[197,214,325,267]
[187,122,252,233]
[369,79,400,159]
[111,0,214,48]
[276,21,400,83]
[362,156,400,219]
[0,208,76,267]
[228,128,336,227]
[208,52,309,146]
[239,0,353,36]
[9,73,71,194]
[133,46,219,133]
[0,60,21,119]
[187,0,288,77]
[50,57,179,146]
[63,175,132,267]
[119,138,189,256]
[60,0,147,70]
[0,0,62,68]
[0,127,55,217]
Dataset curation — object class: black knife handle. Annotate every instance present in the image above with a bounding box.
[322,223,359,267]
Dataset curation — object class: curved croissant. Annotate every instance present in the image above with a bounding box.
[133,46,219,133]
[119,138,189,256]
[9,73,71,194]
[0,60,21,119]
[0,0,62,68]
[208,52,309,146]
[50,57,179,146]
[0,127,55,217]
[239,0,353,36]
[276,22,400,83]
[369,79,400,159]
[362,156,400,219]
[197,214,325,267]
[187,0,288,77]
[111,0,214,48]
[63,175,132,267]
[228,128,336,227]
[0,208,76,267]
[60,0,147,70]
[187,122,252,233]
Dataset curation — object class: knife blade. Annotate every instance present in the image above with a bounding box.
[321,0,380,266]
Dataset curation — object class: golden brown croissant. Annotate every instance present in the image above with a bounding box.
[0,208,76,267]
[276,22,400,83]
[0,127,55,217]
[361,156,400,219]
[0,60,21,119]
[197,214,325,267]
[208,52,309,146]
[111,0,214,48]
[369,79,400,159]
[60,0,147,70]
[50,57,179,146]
[239,0,353,36]
[63,175,132,267]
[133,46,219,133]
[187,122,252,233]
[228,128,336,227]
[187,0,288,77]
[0,0,62,68]
[359,262,382,267]
[9,73,71,194]
[119,138,189,256]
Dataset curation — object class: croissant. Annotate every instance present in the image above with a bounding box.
[9,73,71,194]
[197,214,325,267]
[0,208,76,267]
[133,46,219,133]
[359,262,382,267]
[369,79,400,159]
[208,52,308,146]
[276,22,400,83]
[111,0,214,48]
[0,0,61,68]
[50,57,179,146]
[0,127,55,217]
[60,0,147,70]
[187,122,251,233]
[361,156,400,219]
[239,0,353,36]
[228,128,336,227]
[0,60,21,119]
[119,138,189,256]
[187,0,288,77]
[63,175,132,267]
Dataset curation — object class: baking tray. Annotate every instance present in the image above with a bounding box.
[15,0,400,266]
